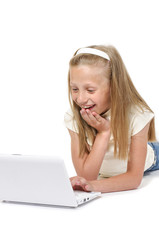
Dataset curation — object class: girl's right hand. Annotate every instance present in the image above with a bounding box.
[80,108,110,134]
[70,176,94,192]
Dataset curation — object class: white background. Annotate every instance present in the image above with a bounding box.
[0,0,159,239]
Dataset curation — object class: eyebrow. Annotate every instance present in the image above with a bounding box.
[70,82,75,86]
[70,82,97,87]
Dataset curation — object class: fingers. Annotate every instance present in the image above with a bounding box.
[71,176,86,188]
[80,108,110,133]
[92,111,102,122]
[70,176,92,192]
[80,109,102,125]
[80,109,95,124]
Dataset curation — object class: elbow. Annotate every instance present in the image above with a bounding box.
[131,182,141,190]
[130,176,143,190]
[125,169,144,190]
[135,179,142,189]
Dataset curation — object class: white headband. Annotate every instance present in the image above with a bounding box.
[75,47,110,61]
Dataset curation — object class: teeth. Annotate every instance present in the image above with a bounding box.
[83,106,90,109]
[83,105,94,109]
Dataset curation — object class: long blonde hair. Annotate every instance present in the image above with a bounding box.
[68,45,156,160]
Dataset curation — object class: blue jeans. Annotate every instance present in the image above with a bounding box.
[144,142,159,173]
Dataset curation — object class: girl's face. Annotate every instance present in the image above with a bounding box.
[70,65,111,115]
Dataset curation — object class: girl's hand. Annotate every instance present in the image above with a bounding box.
[80,108,110,134]
[70,176,94,192]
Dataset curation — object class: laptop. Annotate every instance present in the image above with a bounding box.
[0,154,101,207]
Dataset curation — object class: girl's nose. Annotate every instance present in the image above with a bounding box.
[76,92,87,105]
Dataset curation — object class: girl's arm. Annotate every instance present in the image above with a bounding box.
[69,129,110,181]
[71,122,150,193]
[68,108,111,181]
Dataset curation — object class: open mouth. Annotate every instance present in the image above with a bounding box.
[82,104,96,110]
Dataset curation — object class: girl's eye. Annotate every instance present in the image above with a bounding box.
[87,89,95,93]
[72,88,78,92]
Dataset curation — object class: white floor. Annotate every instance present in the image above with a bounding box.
[0,169,159,240]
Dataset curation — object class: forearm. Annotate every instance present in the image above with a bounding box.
[90,172,142,193]
[81,131,110,180]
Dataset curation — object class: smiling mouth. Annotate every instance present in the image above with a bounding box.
[82,104,96,110]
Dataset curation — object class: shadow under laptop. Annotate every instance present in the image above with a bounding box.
[2,200,77,209]
[2,196,101,209]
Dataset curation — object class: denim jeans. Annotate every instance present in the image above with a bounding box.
[144,142,159,173]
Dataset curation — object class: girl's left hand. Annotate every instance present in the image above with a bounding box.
[70,176,94,192]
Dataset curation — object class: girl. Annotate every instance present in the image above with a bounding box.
[64,45,158,193]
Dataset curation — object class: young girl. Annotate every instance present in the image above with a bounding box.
[64,45,159,193]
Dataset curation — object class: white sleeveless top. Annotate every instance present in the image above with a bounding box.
[64,106,155,177]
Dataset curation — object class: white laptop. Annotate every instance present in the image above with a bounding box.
[0,154,101,207]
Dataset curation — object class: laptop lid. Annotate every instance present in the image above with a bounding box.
[0,154,78,207]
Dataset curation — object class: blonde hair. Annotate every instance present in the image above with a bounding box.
[68,45,156,160]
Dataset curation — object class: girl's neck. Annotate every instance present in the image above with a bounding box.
[100,108,111,118]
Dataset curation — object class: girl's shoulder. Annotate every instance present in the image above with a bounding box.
[129,105,154,136]
[64,108,74,120]
[129,104,154,119]
[64,108,79,133]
